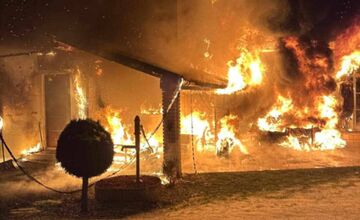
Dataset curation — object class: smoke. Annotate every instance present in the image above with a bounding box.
[174,0,359,131]
[271,0,359,114]
[0,165,81,199]
[0,1,358,155]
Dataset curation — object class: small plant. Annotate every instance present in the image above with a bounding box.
[56,119,114,213]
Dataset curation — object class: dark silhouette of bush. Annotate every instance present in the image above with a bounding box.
[57,119,114,212]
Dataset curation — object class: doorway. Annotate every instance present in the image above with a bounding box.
[45,74,71,148]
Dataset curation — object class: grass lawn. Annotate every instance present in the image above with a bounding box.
[1,166,359,219]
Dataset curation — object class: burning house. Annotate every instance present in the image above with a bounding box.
[0,0,359,178]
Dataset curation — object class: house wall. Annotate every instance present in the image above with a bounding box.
[0,45,162,161]
[0,48,44,160]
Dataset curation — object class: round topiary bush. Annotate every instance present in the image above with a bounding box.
[57,119,114,212]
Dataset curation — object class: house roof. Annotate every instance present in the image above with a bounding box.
[0,1,228,90]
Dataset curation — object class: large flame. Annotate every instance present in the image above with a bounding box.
[253,33,354,151]
[180,111,248,155]
[99,106,162,166]
[180,112,213,152]
[277,95,346,151]
[336,51,360,79]
[74,68,87,119]
[102,106,132,147]
[216,115,248,155]
[216,49,264,94]
[257,96,294,132]
[255,35,356,151]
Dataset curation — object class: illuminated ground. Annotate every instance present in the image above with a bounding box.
[181,138,360,173]
[0,139,359,219]
[129,171,360,220]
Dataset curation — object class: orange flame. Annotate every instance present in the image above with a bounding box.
[74,68,87,119]
[216,115,248,155]
[21,142,42,157]
[0,116,3,131]
[336,51,360,79]
[181,112,248,155]
[216,49,264,94]
[100,106,162,166]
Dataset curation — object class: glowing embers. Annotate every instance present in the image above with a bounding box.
[216,49,264,94]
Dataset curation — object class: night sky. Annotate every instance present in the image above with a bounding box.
[0,0,359,82]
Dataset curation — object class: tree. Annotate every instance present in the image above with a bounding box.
[56,119,114,213]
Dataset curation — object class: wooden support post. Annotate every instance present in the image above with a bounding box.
[160,74,182,178]
[121,116,141,183]
[134,116,141,183]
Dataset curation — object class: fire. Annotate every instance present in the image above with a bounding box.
[74,67,87,119]
[257,96,293,132]
[253,34,351,151]
[279,135,311,152]
[181,112,213,152]
[314,129,346,150]
[36,51,56,56]
[312,95,345,150]
[216,115,248,155]
[216,49,264,94]
[21,142,42,156]
[102,106,132,147]
[336,51,360,79]
[0,116,3,131]
[180,111,248,155]
[140,103,162,115]
[100,106,162,166]
[280,128,346,152]
[141,133,161,153]
[317,95,338,128]
[261,94,346,151]
[181,112,210,137]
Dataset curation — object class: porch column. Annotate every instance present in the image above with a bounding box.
[160,74,182,178]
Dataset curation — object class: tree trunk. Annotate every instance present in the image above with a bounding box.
[81,177,89,213]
